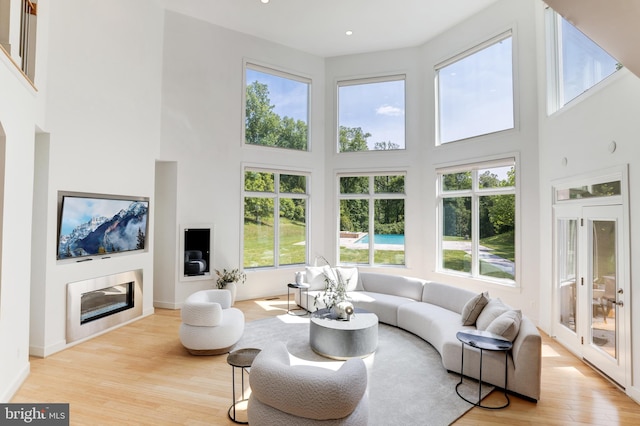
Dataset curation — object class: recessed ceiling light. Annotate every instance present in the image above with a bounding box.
[261,0,270,4]
[346,30,353,36]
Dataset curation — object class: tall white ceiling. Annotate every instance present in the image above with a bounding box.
[163,0,500,57]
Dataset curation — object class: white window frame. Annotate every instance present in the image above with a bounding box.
[336,74,406,153]
[243,60,312,151]
[336,171,407,266]
[242,166,310,269]
[545,8,622,115]
[435,30,515,145]
[436,157,518,287]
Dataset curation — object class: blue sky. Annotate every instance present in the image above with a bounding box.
[247,22,615,150]
[438,36,514,143]
[60,197,137,235]
[246,69,309,123]
[338,79,405,150]
[246,68,405,150]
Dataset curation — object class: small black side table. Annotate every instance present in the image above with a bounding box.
[287,282,310,316]
[227,347,261,424]
[455,330,513,409]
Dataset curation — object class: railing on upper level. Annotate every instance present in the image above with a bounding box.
[20,0,37,80]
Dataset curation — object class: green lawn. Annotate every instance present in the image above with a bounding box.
[443,231,514,279]
[244,216,306,267]
[245,218,509,276]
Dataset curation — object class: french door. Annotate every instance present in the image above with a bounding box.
[554,203,628,387]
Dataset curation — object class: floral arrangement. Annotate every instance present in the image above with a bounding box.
[313,256,351,314]
[215,268,246,289]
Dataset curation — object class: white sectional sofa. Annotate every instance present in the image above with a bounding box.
[294,268,542,402]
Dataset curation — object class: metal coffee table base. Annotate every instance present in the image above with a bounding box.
[310,308,378,360]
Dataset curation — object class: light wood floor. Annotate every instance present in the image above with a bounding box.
[12,296,640,425]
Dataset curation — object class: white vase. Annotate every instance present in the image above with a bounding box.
[332,301,354,320]
[225,281,237,305]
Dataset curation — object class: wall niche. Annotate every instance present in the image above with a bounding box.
[180,224,213,281]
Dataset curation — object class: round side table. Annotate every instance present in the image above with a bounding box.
[226,347,261,424]
[455,330,512,409]
[287,282,310,316]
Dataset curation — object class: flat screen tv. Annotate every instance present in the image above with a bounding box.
[57,192,149,261]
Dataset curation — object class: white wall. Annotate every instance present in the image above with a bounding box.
[158,11,326,306]
[159,1,542,319]
[534,1,640,401]
[1,0,637,405]
[325,0,541,322]
[0,51,36,401]
[27,0,165,357]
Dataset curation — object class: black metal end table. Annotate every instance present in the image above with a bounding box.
[455,330,513,409]
[287,282,310,316]
[226,347,261,424]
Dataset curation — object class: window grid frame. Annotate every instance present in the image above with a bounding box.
[337,172,407,267]
[242,167,310,270]
[243,60,312,152]
[437,159,517,286]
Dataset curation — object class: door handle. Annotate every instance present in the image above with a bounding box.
[613,300,623,307]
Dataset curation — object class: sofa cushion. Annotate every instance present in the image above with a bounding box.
[486,309,522,341]
[460,291,489,326]
[350,291,415,326]
[305,265,331,290]
[335,267,360,291]
[475,298,510,331]
[360,272,424,300]
[422,282,477,314]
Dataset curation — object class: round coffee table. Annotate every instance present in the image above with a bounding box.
[309,308,378,359]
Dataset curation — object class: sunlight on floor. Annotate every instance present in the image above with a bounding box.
[253,298,287,311]
[541,344,561,357]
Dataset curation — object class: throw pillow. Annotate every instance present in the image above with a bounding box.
[475,298,510,331]
[460,291,489,326]
[486,309,522,341]
[305,265,331,291]
[334,267,359,292]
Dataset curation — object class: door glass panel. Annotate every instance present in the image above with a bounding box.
[558,218,577,332]
[591,220,616,358]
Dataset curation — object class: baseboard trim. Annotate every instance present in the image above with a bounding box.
[1,362,30,403]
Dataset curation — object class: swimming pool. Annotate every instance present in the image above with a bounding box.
[356,234,405,245]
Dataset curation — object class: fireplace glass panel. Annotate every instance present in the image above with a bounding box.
[81,282,134,324]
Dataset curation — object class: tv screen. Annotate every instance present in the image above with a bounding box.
[57,192,149,260]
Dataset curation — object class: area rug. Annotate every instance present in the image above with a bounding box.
[233,315,493,426]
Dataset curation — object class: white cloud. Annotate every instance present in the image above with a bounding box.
[376,105,404,117]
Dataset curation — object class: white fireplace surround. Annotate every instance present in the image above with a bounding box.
[66,270,143,343]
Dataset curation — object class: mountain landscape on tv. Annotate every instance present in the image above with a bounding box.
[58,201,148,259]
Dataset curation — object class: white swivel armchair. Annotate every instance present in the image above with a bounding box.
[179,289,245,355]
[247,341,369,425]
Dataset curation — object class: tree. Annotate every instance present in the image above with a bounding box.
[339,126,370,152]
[246,81,308,150]
[244,171,275,224]
[373,140,400,150]
[136,228,145,249]
[245,81,280,146]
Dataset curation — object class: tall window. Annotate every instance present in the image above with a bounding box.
[244,63,310,151]
[546,9,621,113]
[338,76,405,152]
[437,159,516,284]
[436,31,514,144]
[243,169,309,268]
[338,174,405,266]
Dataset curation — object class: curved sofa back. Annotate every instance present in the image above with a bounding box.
[359,272,426,300]
[422,281,478,314]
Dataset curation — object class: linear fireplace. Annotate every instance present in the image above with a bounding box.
[66,270,143,343]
